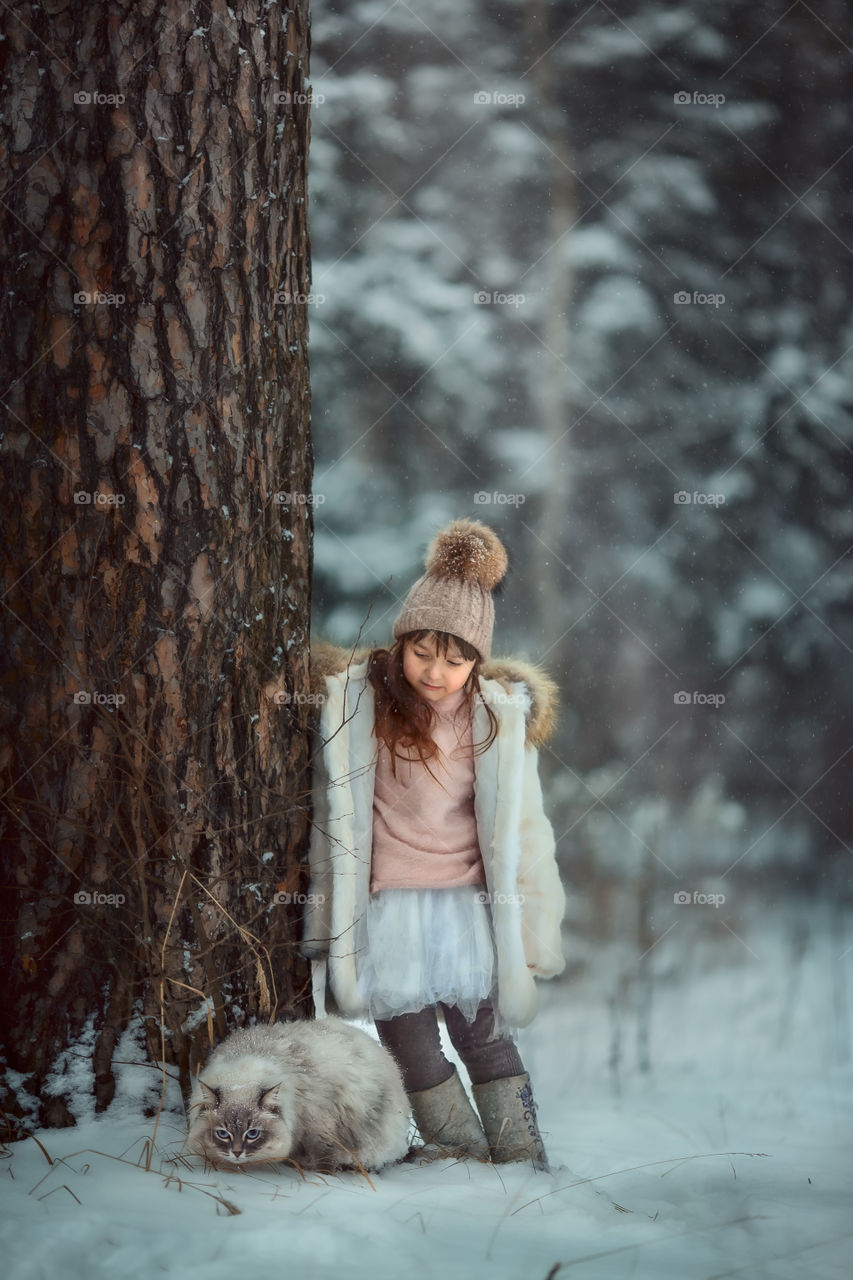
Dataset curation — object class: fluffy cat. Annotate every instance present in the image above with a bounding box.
[186,1016,411,1172]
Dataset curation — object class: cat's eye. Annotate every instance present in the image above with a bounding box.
[244,1127,261,1141]
[215,1127,231,1141]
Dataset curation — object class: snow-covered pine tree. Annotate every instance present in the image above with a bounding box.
[308,0,853,868]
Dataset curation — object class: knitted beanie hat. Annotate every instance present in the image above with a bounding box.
[392,518,508,661]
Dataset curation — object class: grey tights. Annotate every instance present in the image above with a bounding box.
[375,1000,524,1093]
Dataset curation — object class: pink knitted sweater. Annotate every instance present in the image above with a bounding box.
[370,687,485,892]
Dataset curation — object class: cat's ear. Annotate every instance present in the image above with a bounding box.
[199,1079,219,1109]
[259,1082,282,1111]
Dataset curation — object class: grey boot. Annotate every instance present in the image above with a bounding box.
[472,1072,549,1171]
[408,1067,491,1161]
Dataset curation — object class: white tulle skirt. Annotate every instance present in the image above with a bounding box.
[354,886,496,1023]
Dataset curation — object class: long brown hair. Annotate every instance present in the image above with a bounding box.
[367,630,498,776]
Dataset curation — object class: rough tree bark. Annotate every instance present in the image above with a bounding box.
[0,0,315,1132]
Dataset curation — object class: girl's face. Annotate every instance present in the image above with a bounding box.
[402,634,476,704]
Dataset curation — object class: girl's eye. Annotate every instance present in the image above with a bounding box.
[244,1128,261,1141]
[215,1128,231,1141]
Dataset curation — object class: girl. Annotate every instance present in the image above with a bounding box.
[302,519,566,1168]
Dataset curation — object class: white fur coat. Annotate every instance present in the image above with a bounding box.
[301,648,566,1028]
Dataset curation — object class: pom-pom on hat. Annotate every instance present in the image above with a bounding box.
[392,518,508,661]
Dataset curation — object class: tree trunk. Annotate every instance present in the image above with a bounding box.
[0,0,315,1133]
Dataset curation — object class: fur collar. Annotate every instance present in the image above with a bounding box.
[309,639,557,748]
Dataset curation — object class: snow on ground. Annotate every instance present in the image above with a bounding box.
[2,891,851,1280]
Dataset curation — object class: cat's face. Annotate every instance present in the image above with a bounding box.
[193,1081,292,1165]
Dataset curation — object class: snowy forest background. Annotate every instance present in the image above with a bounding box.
[305,0,853,1055]
[2,4,851,1274]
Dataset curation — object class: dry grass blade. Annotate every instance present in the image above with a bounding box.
[512,1151,771,1215]
[198,1138,379,1189]
[23,1143,244,1215]
[214,1196,241,1216]
[188,872,279,1020]
[319,1134,377,1191]
[149,868,189,1171]
[37,1184,81,1204]
[26,1133,54,1166]
[256,957,271,1018]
